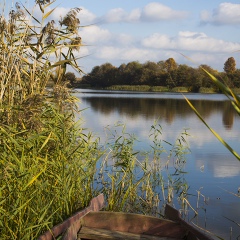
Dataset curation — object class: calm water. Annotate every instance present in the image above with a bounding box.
[76,89,240,239]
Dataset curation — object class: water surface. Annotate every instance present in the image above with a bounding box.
[76,90,240,239]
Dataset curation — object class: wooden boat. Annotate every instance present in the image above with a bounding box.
[38,194,214,240]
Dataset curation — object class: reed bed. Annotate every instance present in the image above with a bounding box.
[0,1,193,239]
[106,85,151,91]
[171,87,189,93]
[106,85,171,92]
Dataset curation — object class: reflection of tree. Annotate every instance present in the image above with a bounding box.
[81,96,234,127]
[222,102,234,129]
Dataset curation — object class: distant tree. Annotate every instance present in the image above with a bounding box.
[83,63,117,87]
[164,58,178,72]
[224,57,236,74]
[116,63,127,85]
[124,61,143,85]
[176,64,193,87]
[231,69,240,87]
[164,58,178,88]
[198,65,219,88]
[141,61,161,85]
[64,72,76,86]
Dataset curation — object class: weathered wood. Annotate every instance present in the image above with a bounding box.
[38,194,215,240]
[164,204,214,240]
[62,219,82,240]
[38,194,104,240]
[80,212,187,239]
[78,226,182,240]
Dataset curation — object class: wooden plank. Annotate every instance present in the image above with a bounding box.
[164,204,214,240]
[38,194,104,240]
[80,212,187,238]
[78,226,182,240]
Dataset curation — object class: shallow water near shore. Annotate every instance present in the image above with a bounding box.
[76,89,240,239]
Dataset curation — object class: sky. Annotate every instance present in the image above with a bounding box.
[9,0,240,74]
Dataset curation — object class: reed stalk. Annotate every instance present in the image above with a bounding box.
[0,1,193,238]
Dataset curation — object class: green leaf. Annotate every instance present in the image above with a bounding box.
[184,95,240,161]
[38,132,52,153]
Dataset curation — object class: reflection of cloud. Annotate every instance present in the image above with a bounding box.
[213,165,240,178]
[77,93,240,180]
[195,152,240,178]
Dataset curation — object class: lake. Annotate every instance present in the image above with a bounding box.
[75,89,240,239]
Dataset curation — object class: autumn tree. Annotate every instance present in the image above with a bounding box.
[164,58,178,72]
[224,57,236,74]
[164,58,178,88]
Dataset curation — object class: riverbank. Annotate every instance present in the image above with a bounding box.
[72,84,240,94]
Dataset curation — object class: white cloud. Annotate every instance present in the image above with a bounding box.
[141,2,188,21]
[127,8,141,22]
[99,3,188,23]
[46,6,96,25]
[142,31,240,53]
[201,3,240,25]
[95,46,162,62]
[103,8,127,23]
[80,26,112,44]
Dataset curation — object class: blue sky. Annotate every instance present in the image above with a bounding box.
[15,1,240,74]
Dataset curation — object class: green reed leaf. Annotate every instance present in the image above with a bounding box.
[184,96,240,161]
[38,132,52,153]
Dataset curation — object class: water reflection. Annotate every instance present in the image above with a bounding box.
[76,91,240,239]
[82,96,235,129]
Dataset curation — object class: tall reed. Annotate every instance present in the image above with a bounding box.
[185,68,240,161]
[0,1,100,239]
[95,122,190,216]
[0,1,193,239]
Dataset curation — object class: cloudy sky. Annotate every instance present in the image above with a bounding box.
[26,0,240,74]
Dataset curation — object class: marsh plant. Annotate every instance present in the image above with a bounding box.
[186,68,240,161]
[0,1,192,239]
[0,1,101,239]
[95,122,191,217]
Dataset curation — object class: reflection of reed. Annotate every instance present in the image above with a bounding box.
[82,97,235,126]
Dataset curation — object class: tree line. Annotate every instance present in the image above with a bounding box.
[69,57,240,92]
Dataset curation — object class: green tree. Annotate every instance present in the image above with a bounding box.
[82,63,117,87]
[224,57,236,74]
[124,61,143,85]
[141,61,161,85]
[199,65,219,88]
[64,72,76,86]
[176,64,193,87]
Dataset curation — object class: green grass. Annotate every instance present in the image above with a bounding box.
[106,85,151,91]
[171,87,189,93]
[199,87,217,93]
[100,85,171,92]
